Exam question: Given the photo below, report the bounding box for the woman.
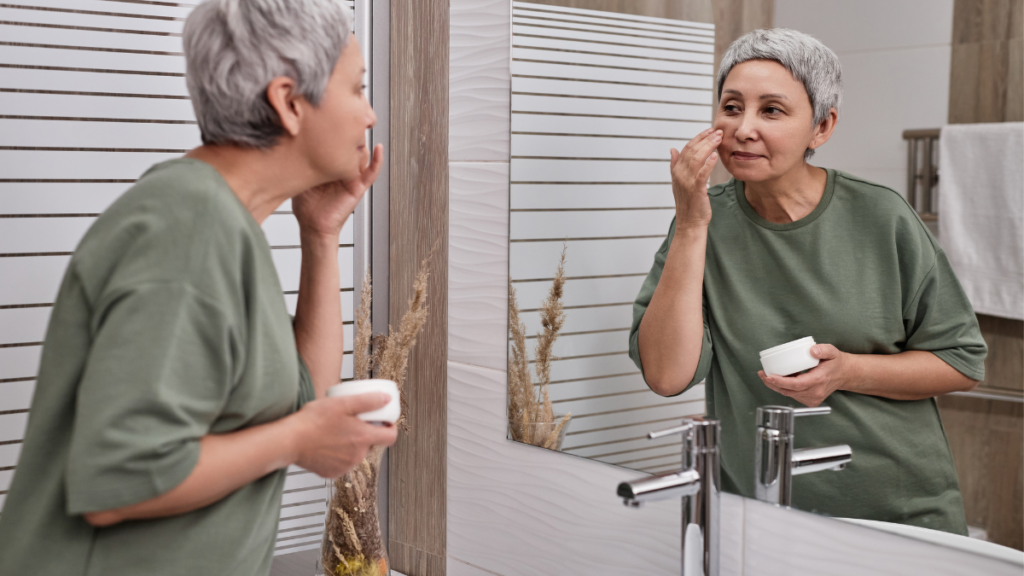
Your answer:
[0,1,394,574]
[629,29,986,534]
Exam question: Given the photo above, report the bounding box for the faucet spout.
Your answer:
[792,444,852,475]
[617,468,701,507]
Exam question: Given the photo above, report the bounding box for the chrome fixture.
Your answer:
[755,405,852,506]
[618,419,720,576]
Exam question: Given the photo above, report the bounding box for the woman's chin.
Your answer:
[723,161,770,183]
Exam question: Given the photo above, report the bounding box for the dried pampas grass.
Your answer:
[321,252,432,576]
[508,245,572,450]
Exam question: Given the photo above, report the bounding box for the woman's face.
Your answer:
[299,36,376,183]
[712,59,831,183]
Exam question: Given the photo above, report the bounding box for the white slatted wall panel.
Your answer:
[510,2,712,475]
[0,0,357,557]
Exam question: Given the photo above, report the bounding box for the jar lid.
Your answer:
[759,336,816,358]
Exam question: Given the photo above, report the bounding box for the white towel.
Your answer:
[938,122,1024,321]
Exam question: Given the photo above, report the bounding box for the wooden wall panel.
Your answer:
[709,0,774,185]
[948,0,1024,123]
[388,0,449,573]
[938,0,1024,551]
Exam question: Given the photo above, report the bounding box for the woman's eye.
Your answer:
[764,106,781,115]
[723,104,740,113]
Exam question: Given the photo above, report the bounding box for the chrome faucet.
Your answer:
[618,419,720,576]
[755,405,852,506]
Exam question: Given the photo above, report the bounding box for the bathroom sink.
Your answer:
[837,518,1024,566]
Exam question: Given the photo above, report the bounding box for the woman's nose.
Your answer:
[733,111,758,141]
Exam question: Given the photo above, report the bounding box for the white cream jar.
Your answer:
[759,337,819,377]
[326,379,400,425]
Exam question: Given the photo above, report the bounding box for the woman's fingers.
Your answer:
[696,151,719,184]
[688,130,722,171]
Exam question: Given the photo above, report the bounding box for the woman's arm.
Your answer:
[759,344,979,407]
[292,144,383,398]
[638,129,721,396]
[84,392,396,527]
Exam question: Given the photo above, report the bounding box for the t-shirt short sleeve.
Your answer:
[65,281,238,515]
[628,218,714,396]
[295,351,317,408]
[903,249,987,381]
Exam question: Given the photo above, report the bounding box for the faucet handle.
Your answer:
[792,406,831,417]
[648,420,694,440]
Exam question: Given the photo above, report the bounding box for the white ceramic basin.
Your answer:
[838,518,1024,567]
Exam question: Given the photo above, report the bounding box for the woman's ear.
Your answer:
[809,107,839,153]
[265,76,303,138]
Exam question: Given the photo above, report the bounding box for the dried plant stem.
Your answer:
[507,244,572,450]
[322,256,432,576]
[353,270,373,380]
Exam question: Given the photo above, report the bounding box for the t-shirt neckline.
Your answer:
[160,157,266,234]
[733,167,836,231]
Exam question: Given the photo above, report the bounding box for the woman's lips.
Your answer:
[731,151,762,160]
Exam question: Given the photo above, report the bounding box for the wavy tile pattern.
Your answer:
[450,0,511,161]
[446,361,682,575]
[449,163,510,370]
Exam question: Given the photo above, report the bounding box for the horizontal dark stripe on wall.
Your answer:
[521,301,633,313]
[522,326,628,340]
[0,342,42,349]
[0,146,188,152]
[544,370,640,385]
[513,33,712,58]
[513,44,708,66]
[585,441,683,460]
[565,414,699,436]
[0,303,52,310]
[511,235,665,243]
[528,350,628,363]
[512,6,714,33]
[0,63,184,77]
[512,13,713,38]
[0,88,190,100]
[0,19,182,37]
[513,57,709,78]
[0,3,186,22]
[512,134,682,143]
[509,111,705,123]
[511,73,711,91]
[102,0,198,9]
[0,40,183,57]
[0,213,102,218]
[572,399,694,420]
[512,89,709,107]
[0,179,137,183]
[513,272,645,283]
[511,207,674,212]
[512,21,714,44]
[0,115,196,124]
[551,387,648,404]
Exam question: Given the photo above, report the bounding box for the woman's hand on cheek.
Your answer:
[758,344,852,407]
[293,143,384,239]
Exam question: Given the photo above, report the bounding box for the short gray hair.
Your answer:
[717,28,842,159]
[183,0,353,148]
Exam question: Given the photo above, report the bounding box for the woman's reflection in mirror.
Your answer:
[629,28,987,535]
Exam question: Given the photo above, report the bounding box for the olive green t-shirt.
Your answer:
[629,169,987,534]
[0,159,316,575]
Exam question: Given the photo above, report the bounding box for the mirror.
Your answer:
[506,0,1023,555]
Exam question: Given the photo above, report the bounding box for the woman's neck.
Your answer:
[185,143,321,225]
[743,163,828,224]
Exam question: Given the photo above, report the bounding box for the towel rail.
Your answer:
[902,128,940,219]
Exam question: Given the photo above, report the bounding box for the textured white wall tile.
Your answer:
[719,493,745,576]
[449,163,509,371]
[742,497,1021,576]
[450,0,511,161]
[774,0,953,53]
[448,556,503,576]
[446,361,681,576]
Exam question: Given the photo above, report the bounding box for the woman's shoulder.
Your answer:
[71,159,264,299]
[829,169,942,254]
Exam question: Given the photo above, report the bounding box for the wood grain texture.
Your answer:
[938,394,1024,550]
[709,0,774,185]
[388,0,449,573]
[942,0,1024,551]
[948,0,1024,123]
